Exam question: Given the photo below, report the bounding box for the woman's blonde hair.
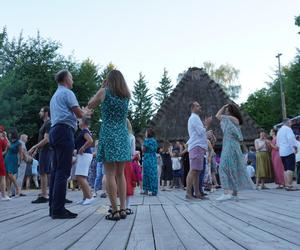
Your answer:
[106,70,131,99]
[127,118,133,134]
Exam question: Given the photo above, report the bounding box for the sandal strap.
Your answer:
[105,210,120,221]
[125,208,134,214]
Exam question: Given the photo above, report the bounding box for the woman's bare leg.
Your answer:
[115,162,126,211]
[104,163,118,212]
[76,176,92,199]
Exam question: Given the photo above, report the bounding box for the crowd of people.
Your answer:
[0,68,299,220]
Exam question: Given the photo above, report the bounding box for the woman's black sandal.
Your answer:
[119,209,127,219]
[105,211,120,221]
[125,208,134,215]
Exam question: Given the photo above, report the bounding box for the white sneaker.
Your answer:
[82,197,95,205]
[232,196,239,202]
[92,192,97,198]
[216,194,232,201]
[1,196,11,201]
[76,199,85,205]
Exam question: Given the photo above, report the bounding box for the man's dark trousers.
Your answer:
[49,124,74,214]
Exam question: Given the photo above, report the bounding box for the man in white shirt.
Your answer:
[186,101,211,199]
[277,119,298,190]
[295,135,300,184]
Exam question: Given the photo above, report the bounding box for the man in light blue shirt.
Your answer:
[50,85,79,129]
[49,69,92,219]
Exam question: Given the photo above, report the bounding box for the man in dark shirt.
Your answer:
[29,106,53,203]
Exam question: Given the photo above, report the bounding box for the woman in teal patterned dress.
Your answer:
[88,70,131,220]
[142,128,158,196]
[216,104,254,201]
[5,130,23,196]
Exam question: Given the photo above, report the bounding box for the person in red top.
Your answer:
[124,120,137,215]
[0,126,10,201]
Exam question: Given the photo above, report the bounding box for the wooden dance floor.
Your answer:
[1,185,300,250]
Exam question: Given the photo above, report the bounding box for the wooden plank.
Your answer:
[40,213,104,249]
[252,200,300,220]
[190,203,280,250]
[143,195,161,205]
[150,205,185,249]
[198,202,297,249]
[156,192,174,205]
[214,202,300,246]
[10,204,100,250]
[176,204,245,250]
[69,216,116,250]
[230,202,300,231]
[126,205,155,250]
[163,205,215,250]
[129,193,144,205]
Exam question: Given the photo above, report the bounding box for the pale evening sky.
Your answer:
[1,0,299,103]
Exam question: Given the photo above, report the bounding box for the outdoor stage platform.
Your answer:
[1,185,300,250]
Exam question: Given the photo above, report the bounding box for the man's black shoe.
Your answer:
[51,209,78,219]
[65,198,73,204]
[31,196,49,204]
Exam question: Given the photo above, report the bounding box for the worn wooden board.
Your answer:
[1,184,300,250]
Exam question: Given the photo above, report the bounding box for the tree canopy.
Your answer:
[241,15,300,130]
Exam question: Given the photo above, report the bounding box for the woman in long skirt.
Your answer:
[215,104,254,201]
[142,128,158,196]
[255,131,273,189]
[269,129,285,188]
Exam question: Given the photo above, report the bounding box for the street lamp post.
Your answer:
[276,53,287,120]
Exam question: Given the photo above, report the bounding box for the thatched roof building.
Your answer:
[148,67,260,146]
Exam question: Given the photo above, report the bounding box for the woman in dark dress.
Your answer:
[181,143,190,188]
[160,141,173,191]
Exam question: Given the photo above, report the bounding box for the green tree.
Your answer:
[295,15,300,34]
[203,61,241,99]
[132,72,153,133]
[155,68,172,109]
[73,59,100,136]
[241,88,280,130]
[0,29,102,140]
[0,30,68,135]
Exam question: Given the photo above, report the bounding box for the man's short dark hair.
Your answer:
[146,128,155,138]
[10,129,19,140]
[55,69,70,83]
[42,106,50,117]
[189,101,196,110]
[283,118,291,125]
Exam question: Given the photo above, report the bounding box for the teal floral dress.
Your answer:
[142,138,158,195]
[219,116,254,191]
[97,89,131,163]
[5,140,21,174]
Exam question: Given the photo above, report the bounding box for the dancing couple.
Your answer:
[185,102,253,201]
